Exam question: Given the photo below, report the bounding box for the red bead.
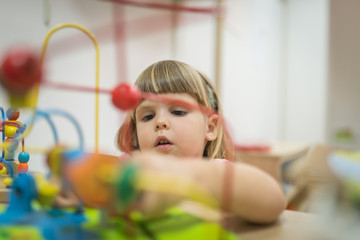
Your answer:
[0,46,43,93]
[111,83,141,110]
[0,163,3,170]
[17,163,28,173]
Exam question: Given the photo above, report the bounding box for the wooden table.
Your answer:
[234,210,323,240]
[181,201,331,240]
[235,142,309,184]
[237,209,360,240]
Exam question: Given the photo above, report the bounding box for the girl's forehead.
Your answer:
[135,93,198,110]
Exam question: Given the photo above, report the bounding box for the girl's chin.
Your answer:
[154,148,179,157]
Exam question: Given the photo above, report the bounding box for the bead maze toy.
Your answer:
[0,107,28,176]
[0,23,237,240]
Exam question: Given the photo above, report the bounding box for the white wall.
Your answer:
[0,0,332,173]
[284,0,329,144]
[222,0,329,146]
[222,0,284,144]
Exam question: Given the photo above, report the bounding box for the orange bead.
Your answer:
[66,153,121,208]
[17,163,28,173]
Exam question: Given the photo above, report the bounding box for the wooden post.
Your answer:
[214,0,224,97]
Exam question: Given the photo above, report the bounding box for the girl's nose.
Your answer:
[155,119,169,131]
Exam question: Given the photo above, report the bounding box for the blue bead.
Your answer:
[18,152,30,163]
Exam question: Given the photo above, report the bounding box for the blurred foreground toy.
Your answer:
[308,149,360,240]
[62,149,237,240]
[0,173,95,240]
[328,150,360,207]
[0,146,237,240]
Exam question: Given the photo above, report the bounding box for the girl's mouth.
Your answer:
[155,137,173,150]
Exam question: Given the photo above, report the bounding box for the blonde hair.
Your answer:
[117,60,234,161]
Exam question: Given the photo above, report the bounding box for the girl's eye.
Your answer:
[141,114,154,121]
[172,110,187,116]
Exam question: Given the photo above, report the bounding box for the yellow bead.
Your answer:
[0,167,7,175]
[4,126,18,138]
[34,174,59,206]
[40,185,59,197]
[3,177,13,187]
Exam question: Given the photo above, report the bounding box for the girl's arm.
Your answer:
[131,151,287,223]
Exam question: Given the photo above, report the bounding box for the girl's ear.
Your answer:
[205,114,219,141]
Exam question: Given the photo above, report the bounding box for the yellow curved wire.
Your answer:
[40,23,100,153]
[17,23,100,153]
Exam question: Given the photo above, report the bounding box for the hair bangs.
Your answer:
[135,62,206,105]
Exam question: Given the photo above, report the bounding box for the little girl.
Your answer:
[116,60,286,223]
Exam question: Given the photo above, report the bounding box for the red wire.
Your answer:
[102,0,220,15]
[43,81,112,94]
[141,92,216,117]
[43,82,224,130]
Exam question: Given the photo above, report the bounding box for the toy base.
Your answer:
[0,175,10,203]
[0,189,9,203]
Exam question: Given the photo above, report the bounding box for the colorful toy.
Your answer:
[0,23,237,240]
[0,106,28,177]
[0,173,93,240]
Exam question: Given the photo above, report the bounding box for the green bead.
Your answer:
[115,163,138,207]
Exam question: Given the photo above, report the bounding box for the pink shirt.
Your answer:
[211,158,233,164]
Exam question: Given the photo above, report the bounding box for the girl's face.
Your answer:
[135,93,217,158]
